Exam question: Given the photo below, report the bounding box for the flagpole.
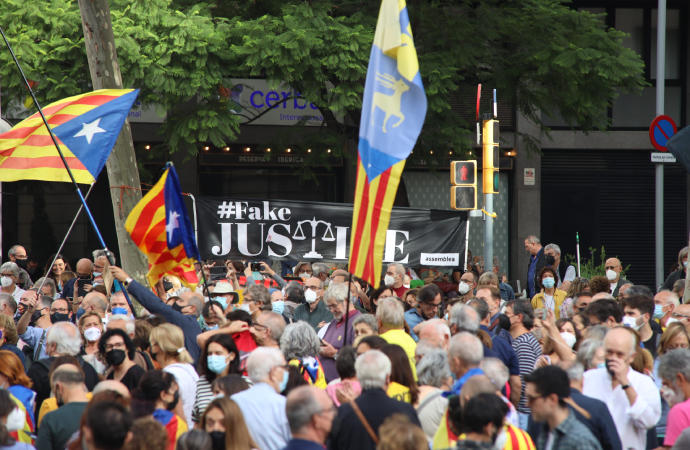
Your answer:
[0,26,135,310]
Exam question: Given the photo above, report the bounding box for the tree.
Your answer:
[0,0,646,169]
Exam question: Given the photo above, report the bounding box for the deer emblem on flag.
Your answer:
[371,72,410,133]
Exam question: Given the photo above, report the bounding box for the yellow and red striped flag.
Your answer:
[0,89,138,183]
[349,0,427,288]
[125,164,200,288]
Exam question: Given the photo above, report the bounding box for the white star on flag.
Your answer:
[73,118,106,144]
[166,210,181,241]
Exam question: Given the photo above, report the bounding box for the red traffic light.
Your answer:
[451,160,477,186]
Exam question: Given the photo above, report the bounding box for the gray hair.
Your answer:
[449,332,483,366]
[352,313,378,333]
[467,298,490,321]
[280,321,320,360]
[658,290,681,308]
[585,325,608,342]
[286,386,324,433]
[417,349,451,388]
[544,243,561,255]
[658,349,690,384]
[261,311,287,342]
[107,314,136,336]
[180,291,204,318]
[323,282,348,304]
[564,362,585,382]
[355,350,391,389]
[176,430,212,450]
[480,357,509,390]
[415,339,438,360]
[525,235,540,244]
[7,245,24,259]
[0,293,16,314]
[576,338,604,370]
[47,321,82,356]
[449,303,479,334]
[311,263,330,278]
[246,346,285,383]
[376,297,405,328]
[33,278,56,297]
[0,262,19,278]
[388,263,405,277]
[85,292,108,314]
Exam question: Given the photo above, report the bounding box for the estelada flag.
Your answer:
[125,163,200,288]
[0,89,139,183]
[349,0,427,288]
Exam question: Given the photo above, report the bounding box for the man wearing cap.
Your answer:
[211,281,239,313]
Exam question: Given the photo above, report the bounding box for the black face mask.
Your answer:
[15,258,28,270]
[105,349,127,366]
[545,255,556,266]
[162,280,173,292]
[171,302,184,313]
[50,312,70,323]
[209,431,226,450]
[78,274,93,281]
[166,390,180,411]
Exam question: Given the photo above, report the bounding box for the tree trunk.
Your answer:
[77,0,148,281]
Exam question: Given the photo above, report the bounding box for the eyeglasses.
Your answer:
[305,285,320,290]
[604,266,617,270]
[252,322,268,331]
[423,302,442,309]
[0,273,13,278]
[672,312,690,320]
[105,341,126,351]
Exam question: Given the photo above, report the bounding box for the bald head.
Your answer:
[604,327,636,363]
[418,319,451,350]
[459,374,496,406]
[75,258,94,277]
[93,380,131,399]
[83,291,107,316]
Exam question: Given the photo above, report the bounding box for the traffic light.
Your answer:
[450,160,477,210]
[482,119,499,194]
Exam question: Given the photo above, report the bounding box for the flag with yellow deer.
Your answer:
[349,0,427,288]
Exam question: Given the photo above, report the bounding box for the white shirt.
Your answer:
[164,362,199,426]
[10,285,25,303]
[583,367,661,450]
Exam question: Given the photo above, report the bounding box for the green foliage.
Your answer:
[565,246,630,280]
[0,0,647,166]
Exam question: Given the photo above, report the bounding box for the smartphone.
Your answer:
[77,278,91,298]
[251,262,262,272]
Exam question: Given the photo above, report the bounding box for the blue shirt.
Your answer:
[232,382,290,450]
[445,367,484,397]
[283,438,325,450]
[527,248,543,298]
[480,325,520,376]
[403,309,425,342]
[19,326,48,361]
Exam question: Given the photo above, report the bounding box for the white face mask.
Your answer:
[6,407,24,431]
[606,269,617,281]
[0,276,13,288]
[560,331,577,349]
[661,385,685,408]
[458,281,471,295]
[83,327,102,342]
[666,317,681,326]
[304,289,318,304]
[384,274,396,287]
[299,272,310,281]
[622,316,643,331]
[237,303,251,313]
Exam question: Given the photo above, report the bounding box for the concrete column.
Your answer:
[510,113,541,295]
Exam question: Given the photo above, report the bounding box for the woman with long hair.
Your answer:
[132,370,187,450]
[200,397,257,450]
[44,254,70,292]
[100,328,146,392]
[150,324,199,426]
[0,350,34,446]
[381,343,419,404]
[192,334,241,424]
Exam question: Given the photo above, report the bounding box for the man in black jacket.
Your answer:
[524,235,545,299]
[329,349,421,450]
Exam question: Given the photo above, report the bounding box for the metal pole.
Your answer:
[464,218,470,271]
[655,0,666,289]
[484,193,493,273]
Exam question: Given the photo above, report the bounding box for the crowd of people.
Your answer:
[0,238,688,450]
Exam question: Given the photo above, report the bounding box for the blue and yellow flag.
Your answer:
[349,0,427,287]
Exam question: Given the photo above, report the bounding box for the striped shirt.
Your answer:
[192,375,214,424]
[512,332,541,413]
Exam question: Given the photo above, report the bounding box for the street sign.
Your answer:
[651,152,676,163]
[649,115,677,152]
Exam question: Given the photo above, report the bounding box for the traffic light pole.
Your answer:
[484,191,493,274]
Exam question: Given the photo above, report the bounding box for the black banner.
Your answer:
[196,197,467,267]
